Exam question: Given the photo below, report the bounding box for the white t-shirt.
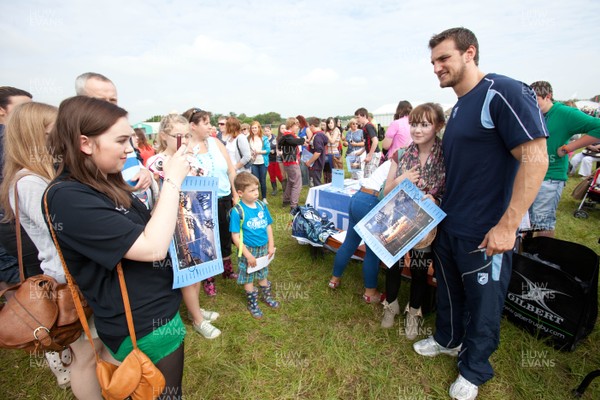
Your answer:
[9,172,64,282]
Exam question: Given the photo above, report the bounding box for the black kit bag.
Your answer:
[503,236,598,351]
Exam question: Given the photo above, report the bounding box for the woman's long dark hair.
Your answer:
[49,96,133,207]
[394,100,413,120]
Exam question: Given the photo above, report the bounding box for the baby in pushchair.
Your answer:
[573,167,600,218]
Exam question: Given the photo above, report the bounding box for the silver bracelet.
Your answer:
[164,177,180,192]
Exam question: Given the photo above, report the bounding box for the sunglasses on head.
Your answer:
[188,107,204,122]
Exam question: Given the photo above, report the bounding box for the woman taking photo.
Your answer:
[0,102,105,398]
[45,96,190,399]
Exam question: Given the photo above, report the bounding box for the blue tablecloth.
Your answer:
[305,180,360,230]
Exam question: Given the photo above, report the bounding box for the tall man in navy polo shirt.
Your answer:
[413,28,548,400]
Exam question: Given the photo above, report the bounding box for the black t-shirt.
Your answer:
[45,175,181,352]
[363,123,380,153]
[311,131,328,171]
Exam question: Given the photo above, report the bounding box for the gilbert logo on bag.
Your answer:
[503,237,598,351]
[509,272,570,324]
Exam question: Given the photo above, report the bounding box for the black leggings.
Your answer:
[217,195,232,258]
[385,249,432,309]
[156,342,184,400]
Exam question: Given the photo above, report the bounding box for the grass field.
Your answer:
[1,175,599,399]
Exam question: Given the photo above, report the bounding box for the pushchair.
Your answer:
[572,236,600,397]
[573,167,600,219]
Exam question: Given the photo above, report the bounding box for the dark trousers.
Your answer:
[385,249,431,308]
[432,228,513,386]
[308,166,323,187]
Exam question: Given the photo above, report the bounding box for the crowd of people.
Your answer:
[1,26,599,400]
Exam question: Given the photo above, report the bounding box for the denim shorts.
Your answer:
[529,179,565,231]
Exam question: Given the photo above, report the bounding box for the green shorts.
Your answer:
[108,312,186,364]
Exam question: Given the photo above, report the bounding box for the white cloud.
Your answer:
[1,0,599,122]
[344,77,368,86]
[301,68,339,85]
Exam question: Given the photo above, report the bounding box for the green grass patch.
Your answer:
[1,177,599,399]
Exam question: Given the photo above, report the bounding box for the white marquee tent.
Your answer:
[372,101,455,127]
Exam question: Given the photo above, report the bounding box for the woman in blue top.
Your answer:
[249,121,270,203]
[297,115,311,186]
[185,108,239,299]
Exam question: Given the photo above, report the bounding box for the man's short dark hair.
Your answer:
[354,107,368,117]
[308,117,320,127]
[530,81,553,100]
[0,86,32,109]
[429,27,479,65]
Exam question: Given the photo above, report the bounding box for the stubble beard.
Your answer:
[439,63,466,89]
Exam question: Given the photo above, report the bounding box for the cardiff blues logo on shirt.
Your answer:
[115,205,129,214]
[247,216,268,230]
[452,106,459,119]
[477,272,488,285]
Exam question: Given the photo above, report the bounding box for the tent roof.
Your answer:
[373,101,455,115]
[132,122,160,134]
[575,100,599,109]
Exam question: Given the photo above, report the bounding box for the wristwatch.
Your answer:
[558,145,569,156]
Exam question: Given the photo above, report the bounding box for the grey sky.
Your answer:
[2,0,598,123]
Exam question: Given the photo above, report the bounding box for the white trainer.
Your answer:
[449,374,478,400]
[200,308,220,322]
[413,336,461,357]
[193,320,221,339]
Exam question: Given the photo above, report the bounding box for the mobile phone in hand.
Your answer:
[177,134,182,149]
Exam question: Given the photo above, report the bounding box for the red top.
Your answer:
[139,146,156,167]
[281,131,301,166]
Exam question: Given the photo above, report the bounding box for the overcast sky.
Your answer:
[2,0,599,123]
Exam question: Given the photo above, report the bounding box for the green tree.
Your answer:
[238,113,253,124]
[210,113,224,126]
[253,112,283,125]
[145,115,163,122]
